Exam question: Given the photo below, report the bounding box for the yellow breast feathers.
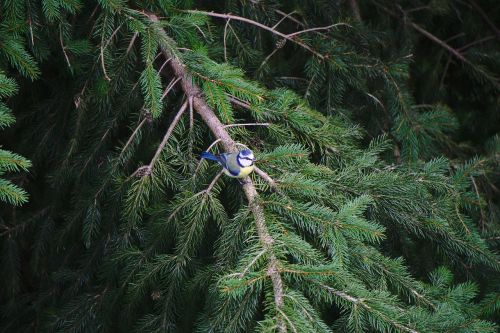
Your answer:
[224,165,255,178]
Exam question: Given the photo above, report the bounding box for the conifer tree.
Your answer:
[0,1,499,332]
[0,9,34,206]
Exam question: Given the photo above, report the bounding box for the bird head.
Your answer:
[237,149,255,167]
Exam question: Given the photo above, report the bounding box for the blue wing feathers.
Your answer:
[201,151,240,176]
[200,151,220,162]
[201,151,228,168]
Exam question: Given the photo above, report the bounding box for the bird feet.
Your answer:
[238,178,250,185]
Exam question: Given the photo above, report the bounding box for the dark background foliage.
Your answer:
[1,0,499,332]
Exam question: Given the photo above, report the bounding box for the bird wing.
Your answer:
[219,153,240,176]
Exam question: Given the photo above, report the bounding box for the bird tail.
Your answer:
[200,151,219,162]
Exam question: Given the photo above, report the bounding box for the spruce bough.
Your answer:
[0,1,499,332]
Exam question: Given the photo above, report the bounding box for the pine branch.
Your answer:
[319,283,419,333]
[147,13,287,331]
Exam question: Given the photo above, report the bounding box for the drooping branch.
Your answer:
[147,13,286,332]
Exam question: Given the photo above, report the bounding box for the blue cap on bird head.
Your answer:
[237,149,255,166]
[240,149,253,157]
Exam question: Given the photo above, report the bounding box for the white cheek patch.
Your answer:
[240,158,253,167]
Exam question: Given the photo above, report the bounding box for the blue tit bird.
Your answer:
[200,149,256,178]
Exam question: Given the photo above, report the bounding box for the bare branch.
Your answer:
[60,29,71,69]
[271,10,297,30]
[158,57,172,76]
[286,23,350,38]
[206,139,222,152]
[206,170,224,194]
[274,9,305,28]
[224,18,231,62]
[148,100,189,172]
[160,77,181,101]
[228,96,252,110]
[119,118,147,160]
[184,10,325,59]
[126,32,139,55]
[223,123,270,129]
[103,23,123,50]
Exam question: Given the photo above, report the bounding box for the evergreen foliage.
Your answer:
[0,0,499,332]
[0,29,32,205]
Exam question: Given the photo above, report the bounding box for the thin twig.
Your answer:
[27,1,35,46]
[158,58,173,77]
[223,123,270,129]
[274,9,305,28]
[238,248,267,278]
[119,118,147,160]
[206,170,224,194]
[458,35,496,51]
[160,77,181,101]
[277,76,309,82]
[470,176,486,231]
[271,11,297,30]
[228,96,252,110]
[126,32,139,54]
[103,23,123,50]
[148,100,189,172]
[100,14,111,81]
[224,18,231,62]
[439,54,453,90]
[286,23,350,38]
[60,29,71,69]
[372,1,467,63]
[166,170,223,224]
[206,138,222,152]
[184,10,325,59]
[100,46,111,81]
